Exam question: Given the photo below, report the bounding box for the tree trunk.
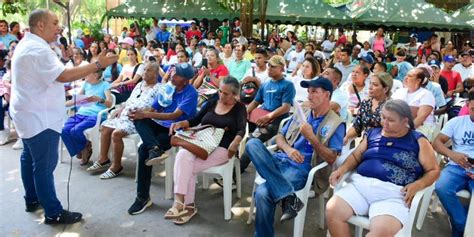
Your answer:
[240,0,253,38]
[259,0,267,40]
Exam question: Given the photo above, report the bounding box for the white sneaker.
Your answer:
[12,139,23,150]
[0,129,10,145]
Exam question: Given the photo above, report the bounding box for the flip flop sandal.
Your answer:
[173,205,197,225]
[86,160,111,172]
[164,200,188,219]
[99,167,123,179]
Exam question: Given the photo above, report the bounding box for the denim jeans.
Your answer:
[61,114,97,157]
[246,138,308,237]
[435,164,474,237]
[134,118,171,200]
[21,129,63,217]
[240,114,288,173]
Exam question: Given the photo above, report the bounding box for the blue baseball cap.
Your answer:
[443,55,456,63]
[358,54,375,64]
[427,59,440,68]
[300,77,333,95]
[174,63,195,80]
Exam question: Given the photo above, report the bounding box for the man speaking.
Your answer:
[10,9,117,224]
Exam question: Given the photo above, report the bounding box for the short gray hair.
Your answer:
[220,76,240,95]
[145,62,160,73]
[382,99,415,129]
[28,9,51,29]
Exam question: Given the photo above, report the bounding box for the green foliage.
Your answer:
[72,13,108,41]
[1,0,28,16]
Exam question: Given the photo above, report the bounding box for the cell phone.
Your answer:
[201,58,208,67]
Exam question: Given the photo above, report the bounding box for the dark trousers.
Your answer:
[21,129,63,217]
[240,114,288,173]
[134,119,171,200]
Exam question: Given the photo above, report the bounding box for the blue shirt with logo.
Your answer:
[151,84,198,128]
[275,112,345,171]
[254,78,295,111]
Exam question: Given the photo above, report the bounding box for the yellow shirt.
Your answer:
[243,50,255,61]
[118,49,143,66]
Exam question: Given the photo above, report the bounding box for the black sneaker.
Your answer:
[25,201,41,212]
[280,194,304,223]
[145,147,168,166]
[128,197,152,215]
[44,210,82,225]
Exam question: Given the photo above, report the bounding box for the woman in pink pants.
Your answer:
[167,76,247,224]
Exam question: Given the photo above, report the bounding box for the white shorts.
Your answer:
[335,173,409,226]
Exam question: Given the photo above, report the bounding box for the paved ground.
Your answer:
[0,138,452,237]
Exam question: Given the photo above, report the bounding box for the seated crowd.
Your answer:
[1,17,473,237]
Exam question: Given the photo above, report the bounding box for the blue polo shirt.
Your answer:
[151,84,198,128]
[254,77,295,111]
[275,112,345,171]
[156,30,171,44]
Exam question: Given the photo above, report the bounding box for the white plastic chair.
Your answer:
[331,172,431,237]
[60,94,116,163]
[198,125,248,220]
[246,144,328,237]
[200,157,242,220]
[84,94,116,162]
[416,185,472,234]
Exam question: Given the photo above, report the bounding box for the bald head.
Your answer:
[28,9,59,43]
[29,9,52,30]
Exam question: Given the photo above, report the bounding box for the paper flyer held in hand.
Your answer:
[73,94,94,107]
[293,99,306,126]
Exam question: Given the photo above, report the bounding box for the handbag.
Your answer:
[117,63,142,93]
[170,124,225,160]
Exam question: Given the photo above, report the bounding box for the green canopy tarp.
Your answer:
[107,0,238,21]
[258,0,351,25]
[452,3,474,28]
[346,0,471,30]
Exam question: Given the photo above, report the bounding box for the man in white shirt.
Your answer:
[242,48,270,87]
[335,47,357,84]
[232,28,248,46]
[453,51,474,82]
[10,9,117,225]
[285,41,305,74]
[219,42,235,68]
[322,67,349,121]
[433,91,474,237]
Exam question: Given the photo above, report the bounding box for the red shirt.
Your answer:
[202,64,229,87]
[210,64,229,78]
[186,30,202,42]
[440,69,462,92]
[336,35,347,47]
[81,36,95,50]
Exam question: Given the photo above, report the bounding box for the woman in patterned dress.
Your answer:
[87,63,161,179]
[344,72,393,145]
